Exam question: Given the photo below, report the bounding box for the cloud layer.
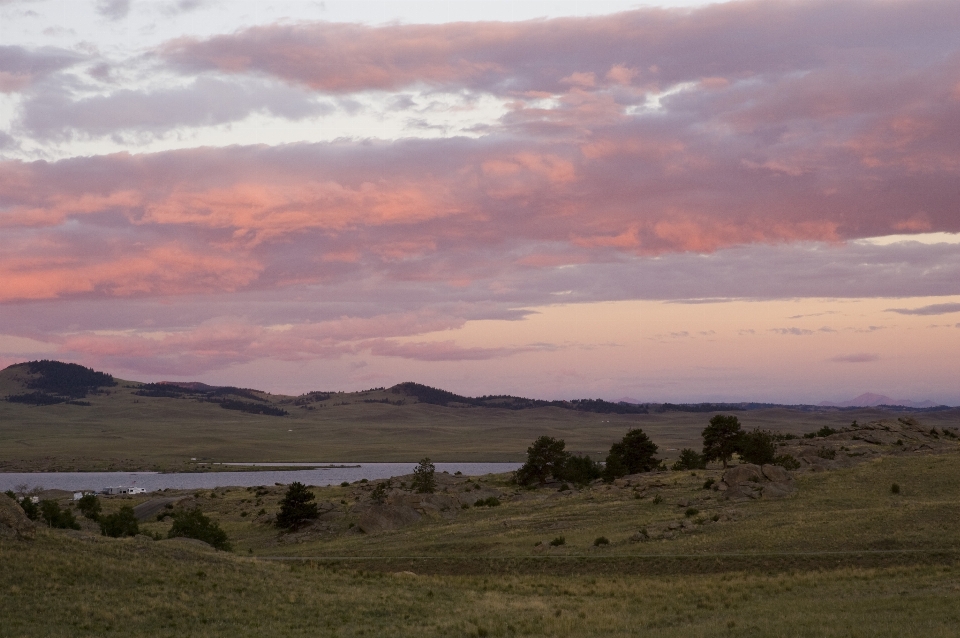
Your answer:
[1,0,959,395]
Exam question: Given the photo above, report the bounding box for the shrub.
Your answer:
[702,415,743,468]
[737,428,777,465]
[99,506,139,537]
[558,454,602,486]
[558,483,570,492]
[515,436,568,486]
[474,497,501,507]
[672,448,706,471]
[891,483,901,494]
[593,536,609,547]
[412,458,437,494]
[816,448,837,460]
[76,494,101,520]
[774,454,801,470]
[549,536,566,546]
[370,481,390,505]
[40,500,81,529]
[604,429,659,481]
[702,478,715,490]
[168,508,232,551]
[275,482,319,530]
[340,482,350,487]
[684,507,699,518]
[652,494,663,505]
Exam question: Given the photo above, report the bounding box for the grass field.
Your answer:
[3,364,957,471]
[4,450,960,636]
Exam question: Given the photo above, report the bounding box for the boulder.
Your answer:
[722,464,764,486]
[0,494,36,540]
[761,464,792,483]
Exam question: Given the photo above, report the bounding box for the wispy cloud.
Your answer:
[887,302,960,316]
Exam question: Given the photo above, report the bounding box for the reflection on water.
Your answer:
[0,463,522,493]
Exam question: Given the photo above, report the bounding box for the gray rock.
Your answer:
[0,494,36,540]
[761,464,792,483]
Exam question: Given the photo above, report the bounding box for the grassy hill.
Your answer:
[2,361,958,472]
[3,447,960,637]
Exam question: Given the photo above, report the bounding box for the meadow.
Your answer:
[2,365,957,471]
[3,448,960,636]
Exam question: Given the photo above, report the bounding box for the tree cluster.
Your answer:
[701,414,779,467]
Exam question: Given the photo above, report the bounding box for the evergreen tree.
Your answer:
[515,436,568,486]
[702,414,743,468]
[412,458,436,494]
[275,482,318,530]
[604,428,659,480]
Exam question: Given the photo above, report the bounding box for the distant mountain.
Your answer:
[818,392,938,409]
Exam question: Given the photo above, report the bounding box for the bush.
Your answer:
[774,454,801,470]
[99,506,139,537]
[702,415,742,468]
[672,448,706,471]
[737,428,777,465]
[702,478,715,490]
[652,494,663,505]
[40,500,81,529]
[593,536,609,547]
[549,536,566,546]
[168,508,232,551]
[557,454,602,486]
[604,429,659,481]
[474,497,501,507]
[891,483,901,494]
[275,482,319,530]
[816,448,837,460]
[412,458,437,494]
[76,494,101,520]
[684,507,699,518]
[370,481,390,505]
[515,436,568,486]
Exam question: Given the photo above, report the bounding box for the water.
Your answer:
[0,463,522,493]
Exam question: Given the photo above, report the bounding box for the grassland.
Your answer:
[4,449,960,636]
[2,363,957,471]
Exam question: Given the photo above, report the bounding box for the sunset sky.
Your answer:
[1,0,959,404]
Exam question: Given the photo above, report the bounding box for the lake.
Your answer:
[0,463,523,493]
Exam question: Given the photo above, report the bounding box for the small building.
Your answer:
[73,492,84,500]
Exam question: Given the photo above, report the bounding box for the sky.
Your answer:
[1,0,959,404]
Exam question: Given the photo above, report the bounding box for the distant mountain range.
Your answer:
[817,393,939,409]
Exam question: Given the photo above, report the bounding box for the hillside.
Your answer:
[2,361,959,472]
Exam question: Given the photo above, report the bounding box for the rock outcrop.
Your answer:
[0,493,36,540]
[718,463,795,500]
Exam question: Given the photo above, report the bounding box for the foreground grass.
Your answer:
[4,451,960,636]
[2,531,959,637]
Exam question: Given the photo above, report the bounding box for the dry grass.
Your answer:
[4,451,960,636]
[3,375,957,471]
